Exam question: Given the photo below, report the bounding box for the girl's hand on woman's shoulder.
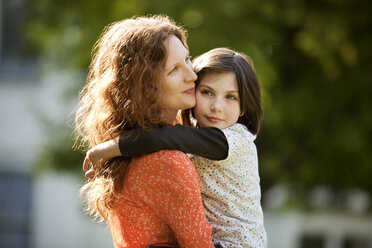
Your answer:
[82,137,121,180]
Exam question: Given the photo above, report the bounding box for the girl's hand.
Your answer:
[83,137,121,178]
[84,168,96,180]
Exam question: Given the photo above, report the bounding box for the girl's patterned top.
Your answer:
[192,123,267,248]
[107,150,214,248]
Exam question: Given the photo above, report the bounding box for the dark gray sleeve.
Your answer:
[118,124,228,160]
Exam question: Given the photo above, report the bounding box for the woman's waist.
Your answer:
[108,209,178,247]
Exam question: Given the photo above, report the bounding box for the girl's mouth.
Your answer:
[207,116,222,122]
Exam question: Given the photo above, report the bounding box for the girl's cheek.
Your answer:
[195,92,202,104]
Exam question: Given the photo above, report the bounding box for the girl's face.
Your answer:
[194,72,242,129]
[161,35,197,121]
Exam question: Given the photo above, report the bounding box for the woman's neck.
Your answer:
[163,110,179,125]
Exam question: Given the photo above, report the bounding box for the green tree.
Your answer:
[24,0,372,195]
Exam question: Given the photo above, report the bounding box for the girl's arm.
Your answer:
[83,125,228,174]
[119,124,228,160]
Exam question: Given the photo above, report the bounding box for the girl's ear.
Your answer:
[240,111,245,117]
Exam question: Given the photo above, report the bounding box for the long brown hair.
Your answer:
[74,15,188,221]
[183,48,262,134]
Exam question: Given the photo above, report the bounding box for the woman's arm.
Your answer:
[119,124,228,160]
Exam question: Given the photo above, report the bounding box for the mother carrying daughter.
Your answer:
[84,47,267,248]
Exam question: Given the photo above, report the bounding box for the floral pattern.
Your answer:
[108,150,214,248]
[193,123,267,248]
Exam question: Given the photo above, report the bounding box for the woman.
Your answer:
[74,15,227,248]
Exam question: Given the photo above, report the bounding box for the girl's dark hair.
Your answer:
[183,47,262,134]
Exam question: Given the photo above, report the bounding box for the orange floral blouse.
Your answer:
[107,150,214,248]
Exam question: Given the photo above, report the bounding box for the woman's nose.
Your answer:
[185,66,197,82]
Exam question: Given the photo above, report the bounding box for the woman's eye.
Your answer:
[169,67,178,74]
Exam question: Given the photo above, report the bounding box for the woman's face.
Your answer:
[161,35,197,121]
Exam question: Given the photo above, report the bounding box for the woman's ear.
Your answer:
[240,111,245,117]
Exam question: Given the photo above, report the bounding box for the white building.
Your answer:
[0,0,111,247]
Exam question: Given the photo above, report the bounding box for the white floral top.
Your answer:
[191,123,267,248]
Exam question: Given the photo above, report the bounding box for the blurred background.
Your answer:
[1,0,371,247]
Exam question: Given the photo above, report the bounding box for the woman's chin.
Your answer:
[186,99,196,109]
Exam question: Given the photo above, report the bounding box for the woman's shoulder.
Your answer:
[130,150,200,188]
[138,150,190,163]
[132,150,196,175]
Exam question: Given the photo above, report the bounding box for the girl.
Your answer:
[84,48,267,247]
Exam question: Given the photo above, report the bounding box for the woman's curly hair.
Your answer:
[74,15,188,221]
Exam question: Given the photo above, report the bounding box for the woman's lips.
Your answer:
[183,87,195,94]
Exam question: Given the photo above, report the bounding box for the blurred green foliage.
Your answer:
[24,0,372,193]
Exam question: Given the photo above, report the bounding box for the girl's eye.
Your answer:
[201,90,213,96]
[227,95,238,100]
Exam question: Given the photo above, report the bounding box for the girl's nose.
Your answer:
[210,99,222,112]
